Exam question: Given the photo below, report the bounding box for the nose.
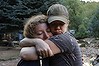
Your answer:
[43,31,50,40]
[55,25,61,30]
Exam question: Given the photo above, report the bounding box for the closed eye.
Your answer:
[36,32,43,35]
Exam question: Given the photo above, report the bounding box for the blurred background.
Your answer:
[0,0,99,66]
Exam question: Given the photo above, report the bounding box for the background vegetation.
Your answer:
[0,0,99,39]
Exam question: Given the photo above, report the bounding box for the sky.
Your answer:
[81,0,99,2]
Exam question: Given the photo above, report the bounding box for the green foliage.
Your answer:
[0,0,99,38]
[60,0,87,38]
[61,0,99,38]
[61,0,83,30]
[0,0,59,23]
[0,0,61,32]
[75,22,88,38]
[90,7,99,38]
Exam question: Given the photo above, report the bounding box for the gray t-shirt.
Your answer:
[49,32,82,66]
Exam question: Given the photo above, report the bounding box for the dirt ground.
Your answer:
[0,38,99,66]
[0,47,21,66]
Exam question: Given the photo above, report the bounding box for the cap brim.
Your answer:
[48,16,68,24]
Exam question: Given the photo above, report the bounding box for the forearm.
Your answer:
[19,38,42,47]
[20,47,38,60]
[20,41,61,61]
[45,40,61,55]
[19,38,54,60]
[20,38,61,54]
[20,40,61,60]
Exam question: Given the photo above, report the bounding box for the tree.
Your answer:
[60,0,83,30]
[0,0,61,32]
[60,0,87,38]
[90,6,99,38]
[60,0,99,38]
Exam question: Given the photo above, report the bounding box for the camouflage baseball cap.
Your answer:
[47,4,69,24]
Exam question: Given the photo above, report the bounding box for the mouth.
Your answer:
[53,30,63,35]
[56,30,62,33]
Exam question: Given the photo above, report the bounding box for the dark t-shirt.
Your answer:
[49,32,82,66]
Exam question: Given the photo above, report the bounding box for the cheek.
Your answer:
[35,35,44,39]
[50,27,55,31]
[50,29,55,34]
[62,26,66,30]
[48,33,53,37]
[62,24,68,31]
[39,35,44,39]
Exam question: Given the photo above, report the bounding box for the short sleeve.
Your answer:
[49,33,75,53]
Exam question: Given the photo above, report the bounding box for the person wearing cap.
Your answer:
[19,4,82,66]
[46,4,82,66]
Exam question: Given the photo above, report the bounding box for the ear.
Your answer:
[67,20,70,24]
[65,22,69,27]
[66,20,70,27]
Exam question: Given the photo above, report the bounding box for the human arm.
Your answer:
[20,47,38,60]
[19,37,60,60]
[20,33,75,60]
[20,42,61,61]
[19,38,54,58]
[19,38,36,47]
[19,37,61,55]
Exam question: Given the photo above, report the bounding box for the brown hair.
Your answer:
[23,15,47,38]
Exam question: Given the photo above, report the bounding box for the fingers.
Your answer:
[35,42,53,58]
[43,49,53,57]
[37,49,49,58]
[41,50,46,58]
[48,49,53,56]
[37,49,53,58]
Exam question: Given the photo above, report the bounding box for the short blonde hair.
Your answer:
[24,15,47,38]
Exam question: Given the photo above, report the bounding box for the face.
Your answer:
[49,20,68,35]
[34,23,52,40]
